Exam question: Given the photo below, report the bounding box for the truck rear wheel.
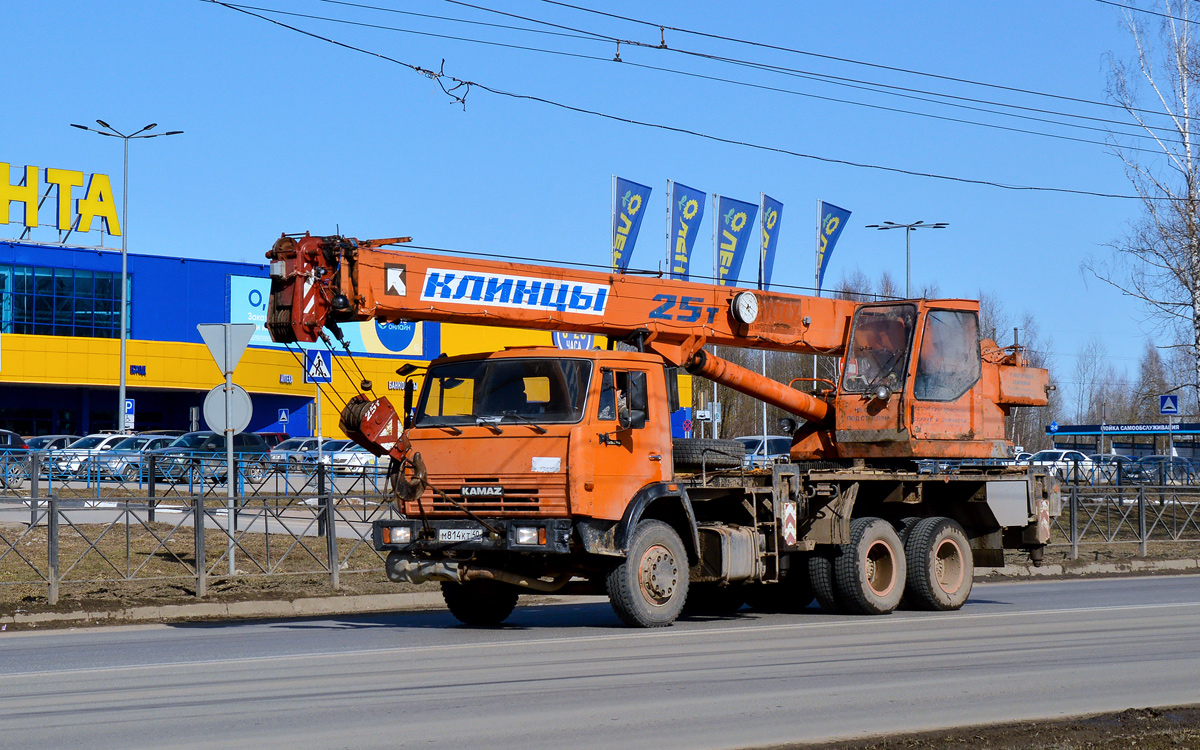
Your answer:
[440,581,519,627]
[808,550,842,614]
[903,517,973,611]
[671,439,745,471]
[833,517,906,615]
[607,520,689,627]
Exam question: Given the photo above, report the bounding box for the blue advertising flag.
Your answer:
[612,177,652,272]
[669,182,706,281]
[760,194,784,291]
[716,195,758,286]
[816,201,851,292]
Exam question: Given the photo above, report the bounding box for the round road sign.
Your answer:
[203,384,253,434]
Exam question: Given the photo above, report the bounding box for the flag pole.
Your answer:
[712,193,718,440]
[814,199,821,383]
[760,192,768,462]
[611,175,617,272]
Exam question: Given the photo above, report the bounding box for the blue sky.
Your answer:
[2,0,1172,380]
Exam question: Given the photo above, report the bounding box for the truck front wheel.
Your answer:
[903,517,973,611]
[607,520,689,627]
[833,517,906,615]
[441,581,519,627]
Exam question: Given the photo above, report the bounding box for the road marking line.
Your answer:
[6,598,1200,679]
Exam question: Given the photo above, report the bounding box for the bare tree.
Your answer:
[1091,0,1200,395]
[1071,336,1109,423]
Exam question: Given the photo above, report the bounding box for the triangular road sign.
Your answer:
[198,323,257,375]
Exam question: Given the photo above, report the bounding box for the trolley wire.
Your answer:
[212,1,1174,154]
[234,0,1183,147]
[202,0,1156,200]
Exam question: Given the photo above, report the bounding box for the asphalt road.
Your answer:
[2,575,1198,750]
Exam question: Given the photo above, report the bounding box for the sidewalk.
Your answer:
[3,558,1197,629]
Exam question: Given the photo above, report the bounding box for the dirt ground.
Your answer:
[781,706,1200,750]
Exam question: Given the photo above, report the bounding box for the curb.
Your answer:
[1,591,447,627]
[976,557,1200,578]
[4,559,1198,629]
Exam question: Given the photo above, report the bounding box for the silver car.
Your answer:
[101,435,177,481]
[53,433,130,479]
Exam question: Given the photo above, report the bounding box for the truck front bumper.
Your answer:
[373,518,573,555]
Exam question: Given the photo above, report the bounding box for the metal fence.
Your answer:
[0,451,399,604]
[1053,485,1200,558]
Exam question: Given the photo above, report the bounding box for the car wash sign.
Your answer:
[421,268,610,315]
[1,162,122,235]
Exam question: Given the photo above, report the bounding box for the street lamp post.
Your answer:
[71,121,182,431]
[864,220,948,298]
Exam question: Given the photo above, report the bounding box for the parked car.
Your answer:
[1131,455,1195,485]
[733,435,792,468]
[268,437,324,466]
[1086,453,1137,484]
[256,431,290,449]
[1027,449,1092,481]
[307,439,352,466]
[52,433,130,478]
[24,434,82,451]
[328,443,385,475]
[0,430,30,488]
[149,431,271,482]
[100,435,178,481]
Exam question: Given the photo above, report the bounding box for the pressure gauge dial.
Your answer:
[731,291,759,325]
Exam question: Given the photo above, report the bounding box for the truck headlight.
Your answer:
[385,526,411,544]
[515,527,539,545]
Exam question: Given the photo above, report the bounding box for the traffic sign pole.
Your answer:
[226,324,236,575]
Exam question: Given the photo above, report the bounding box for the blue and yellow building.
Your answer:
[0,239,586,437]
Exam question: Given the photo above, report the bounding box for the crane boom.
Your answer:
[265,234,855,363]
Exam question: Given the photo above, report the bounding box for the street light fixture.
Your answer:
[863,220,948,298]
[71,120,183,431]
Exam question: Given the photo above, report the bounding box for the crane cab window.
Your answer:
[914,310,981,401]
[841,304,917,394]
[597,369,648,428]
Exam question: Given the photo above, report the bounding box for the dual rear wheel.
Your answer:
[810,515,972,615]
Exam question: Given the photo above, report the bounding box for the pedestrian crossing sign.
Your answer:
[305,350,333,384]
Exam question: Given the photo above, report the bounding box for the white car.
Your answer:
[53,433,131,478]
[329,443,384,475]
[734,435,792,468]
[1027,449,1092,481]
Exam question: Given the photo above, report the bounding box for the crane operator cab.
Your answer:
[833,300,991,458]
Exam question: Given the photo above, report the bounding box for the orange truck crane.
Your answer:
[266,233,1059,627]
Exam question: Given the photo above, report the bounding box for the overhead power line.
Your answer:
[223,1,1172,154]
[532,0,1200,124]
[202,0,1151,199]
[428,0,1191,140]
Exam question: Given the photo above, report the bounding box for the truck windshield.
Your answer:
[841,304,917,394]
[415,358,593,427]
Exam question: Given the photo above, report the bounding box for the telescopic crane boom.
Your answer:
[265,234,1048,462]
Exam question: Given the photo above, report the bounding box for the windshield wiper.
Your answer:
[501,411,548,434]
[475,416,504,434]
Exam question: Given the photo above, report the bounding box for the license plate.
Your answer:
[438,528,483,543]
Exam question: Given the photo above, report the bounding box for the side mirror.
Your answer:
[403,379,416,430]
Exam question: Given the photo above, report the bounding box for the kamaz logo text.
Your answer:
[460,485,504,498]
[422,268,609,315]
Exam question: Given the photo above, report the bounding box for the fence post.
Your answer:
[317,463,327,537]
[1138,484,1148,558]
[29,452,39,527]
[326,492,340,591]
[147,454,157,524]
[47,497,59,606]
[1069,485,1078,561]
[194,495,207,598]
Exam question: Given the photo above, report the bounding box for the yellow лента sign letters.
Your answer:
[1,163,121,235]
